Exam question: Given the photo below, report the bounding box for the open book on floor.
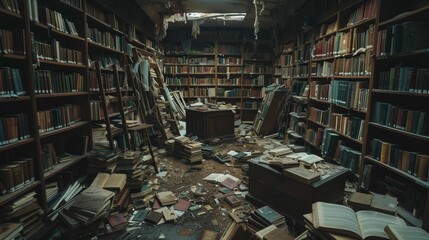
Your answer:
[312,202,406,240]
[384,224,429,240]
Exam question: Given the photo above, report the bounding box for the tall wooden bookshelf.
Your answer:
[283,0,429,231]
[162,30,273,122]
[0,0,159,238]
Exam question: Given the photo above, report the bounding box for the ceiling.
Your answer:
[136,0,305,29]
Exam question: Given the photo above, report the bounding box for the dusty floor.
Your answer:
[99,134,294,240]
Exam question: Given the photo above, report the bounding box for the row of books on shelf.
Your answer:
[164,56,187,64]
[308,107,329,126]
[377,21,429,57]
[86,1,119,28]
[0,28,25,55]
[189,57,215,65]
[88,53,122,70]
[165,77,187,85]
[334,51,372,76]
[288,119,306,136]
[330,80,369,111]
[0,114,31,146]
[0,192,44,239]
[370,138,429,181]
[37,104,81,133]
[33,37,83,64]
[346,0,376,26]
[60,0,82,8]
[378,66,429,93]
[0,67,25,97]
[310,61,333,77]
[41,138,87,172]
[372,102,429,136]
[189,66,215,73]
[294,45,311,63]
[0,158,34,194]
[313,25,374,58]
[294,65,309,77]
[89,100,118,121]
[218,57,242,65]
[87,27,124,52]
[309,81,369,111]
[88,70,126,91]
[275,54,293,66]
[243,77,265,86]
[317,21,337,39]
[34,70,84,94]
[218,78,240,85]
[243,65,272,74]
[163,65,188,74]
[40,7,79,36]
[218,66,241,74]
[336,143,361,173]
[305,127,323,149]
[330,114,364,141]
[0,0,20,14]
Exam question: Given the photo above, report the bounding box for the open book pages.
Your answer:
[313,202,406,240]
[384,224,429,240]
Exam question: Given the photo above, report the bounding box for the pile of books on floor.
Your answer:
[59,187,115,229]
[173,136,189,158]
[46,179,86,221]
[221,205,291,240]
[87,149,118,175]
[115,150,147,190]
[0,192,45,239]
[183,141,203,164]
[165,139,175,155]
[201,144,215,158]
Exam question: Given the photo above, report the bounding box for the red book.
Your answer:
[174,199,190,211]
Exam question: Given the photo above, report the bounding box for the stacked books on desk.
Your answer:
[247,206,285,232]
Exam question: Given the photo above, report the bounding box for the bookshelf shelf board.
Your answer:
[294,76,309,80]
[165,52,187,56]
[311,75,334,79]
[39,121,89,139]
[243,59,272,62]
[164,63,188,66]
[0,138,34,153]
[307,118,329,128]
[0,8,21,19]
[242,85,264,87]
[0,181,40,207]
[217,72,242,75]
[188,63,216,66]
[364,156,429,189]
[0,96,30,103]
[379,5,429,27]
[376,48,429,60]
[31,22,85,42]
[295,60,309,65]
[35,92,89,98]
[242,73,272,75]
[287,130,304,139]
[333,75,370,79]
[189,73,216,75]
[217,64,243,67]
[309,97,330,104]
[164,73,188,75]
[44,154,88,179]
[190,84,215,87]
[88,41,124,55]
[48,0,84,13]
[330,128,363,145]
[369,122,429,142]
[0,54,26,60]
[188,53,215,56]
[311,56,336,62]
[86,14,123,35]
[331,103,367,114]
[216,96,242,99]
[292,96,308,104]
[217,53,242,57]
[38,59,86,68]
[338,17,376,32]
[243,97,263,99]
[372,89,429,97]
[315,31,337,42]
[281,49,294,55]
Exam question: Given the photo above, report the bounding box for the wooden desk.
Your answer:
[247,159,347,219]
[186,108,235,140]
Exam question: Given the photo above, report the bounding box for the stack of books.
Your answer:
[0,192,45,239]
[173,136,189,158]
[87,149,118,175]
[165,139,175,155]
[247,206,285,232]
[201,144,215,158]
[183,142,203,164]
[115,151,147,190]
[59,187,115,229]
